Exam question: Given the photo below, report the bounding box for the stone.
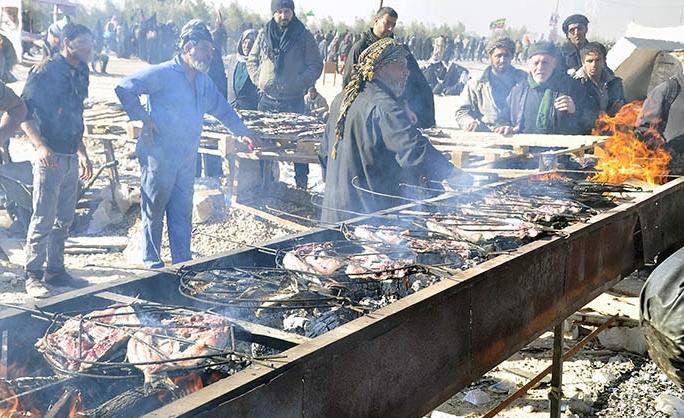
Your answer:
[87,199,124,234]
[597,327,647,354]
[112,183,139,214]
[592,369,618,384]
[522,405,535,413]
[123,223,143,265]
[655,394,684,417]
[193,190,226,224]
[488,382,510,394]
[568,397,594,415]
[463,388,491,406]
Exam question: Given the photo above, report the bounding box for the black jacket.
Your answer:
[560,41,582,73]
[21,54,88,154]
[320,81,452,223]
[342,29,436,128]
[640,71,684,144]
[503,70,591,135]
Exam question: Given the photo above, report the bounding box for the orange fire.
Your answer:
[0,381,19,418]
[590,101,671,185]
[531,172,566,182]
[68,392,83,418]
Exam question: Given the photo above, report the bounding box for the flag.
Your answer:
[489,18,506,30]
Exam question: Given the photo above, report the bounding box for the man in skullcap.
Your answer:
[455,37,526,132]
[115,20,258,269]
[319,38,472,223]
[495,41,591,135]
[560,14,590,75]
[247,0,322,190]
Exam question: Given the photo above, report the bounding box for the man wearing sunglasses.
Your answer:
[560,14,590,76]
[116,20,258,269]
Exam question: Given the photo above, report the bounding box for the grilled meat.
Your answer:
[35,305,139,372]
[281,243,345,275]
[127,312,233,382]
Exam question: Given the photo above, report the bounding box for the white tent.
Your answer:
[0,0,21,61]
[607,22,684,101]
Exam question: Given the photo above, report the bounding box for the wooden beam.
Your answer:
[231,202,310,232]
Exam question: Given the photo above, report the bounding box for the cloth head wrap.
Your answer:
[486,37,516,56]
[332,37,408,159]
[178,19,213,49]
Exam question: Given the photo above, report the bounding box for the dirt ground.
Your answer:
[0,55,680,418]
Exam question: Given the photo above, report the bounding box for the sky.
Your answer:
[77,0,684,40]
[214,0,684,40]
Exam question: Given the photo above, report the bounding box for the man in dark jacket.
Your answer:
[21,24,94,298]
[495,41,590,136]
[574,42,625,120]
[455,37,527,132]
[560,14,590,75]
[342,7,436,128]
[639,57,684,173]
[320,38,471,223]
[247,0,323,189]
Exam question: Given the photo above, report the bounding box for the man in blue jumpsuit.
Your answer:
[116,20,257,268]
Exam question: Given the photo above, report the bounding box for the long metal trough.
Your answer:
[1,176,683,417]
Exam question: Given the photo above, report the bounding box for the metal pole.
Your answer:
[549,321,564,418]
[379,0,384,9]
[483,316,617,418]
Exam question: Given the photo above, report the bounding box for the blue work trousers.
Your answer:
[139,147,195,268]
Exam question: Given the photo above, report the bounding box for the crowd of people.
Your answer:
[2,2,684,299]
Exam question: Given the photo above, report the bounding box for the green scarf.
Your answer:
[527,74,555,131]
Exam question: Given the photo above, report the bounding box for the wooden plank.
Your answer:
[94,291,311,347]
[232,202,310,232]
[64,236,128,250]
[428,130,607,148]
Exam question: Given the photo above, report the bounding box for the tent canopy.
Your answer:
[608,22,684,101]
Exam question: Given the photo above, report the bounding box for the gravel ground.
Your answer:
[1,57,683,417]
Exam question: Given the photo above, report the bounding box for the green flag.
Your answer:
[489,18,506,30]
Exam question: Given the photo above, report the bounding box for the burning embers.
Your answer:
[591,102,672,185]
[0,302,265,417]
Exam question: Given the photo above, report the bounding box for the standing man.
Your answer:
[639,53,684,174]
[320,38,471,223]
[574,42,625,118]
[342,7,435,128]
[247,0,322,190]
[560,14,590,75]
[21,24,94,298]
[116,20,258,269]
[455,37,526,132]
[495,42,589,136]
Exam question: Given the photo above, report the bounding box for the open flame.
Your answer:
[0,381,19,418]
[590,102,671,186]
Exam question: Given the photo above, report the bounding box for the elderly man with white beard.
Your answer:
[319,38,472,223]
[115,20,258,269]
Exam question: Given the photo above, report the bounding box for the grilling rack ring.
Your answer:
[35,303,269,380]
